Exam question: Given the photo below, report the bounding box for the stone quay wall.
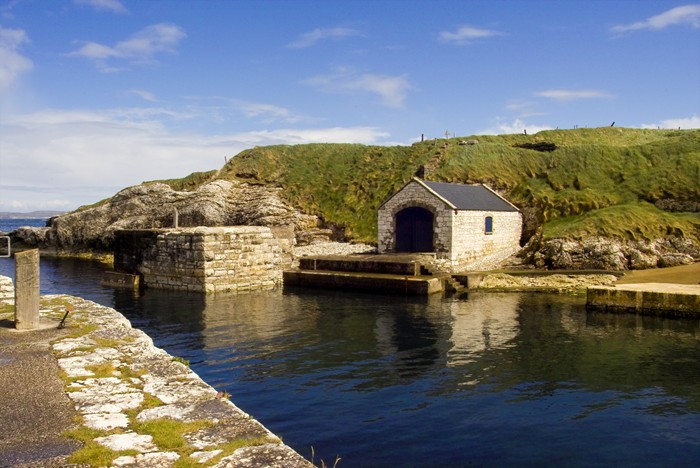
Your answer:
[115,227,288,293]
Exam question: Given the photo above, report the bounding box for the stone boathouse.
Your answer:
[377,178,522,269]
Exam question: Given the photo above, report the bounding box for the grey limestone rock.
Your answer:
[46,179,320,253]
[527,236,700,271]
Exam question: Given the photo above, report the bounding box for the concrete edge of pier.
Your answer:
[586,282,700,317]
[0,275,311,467]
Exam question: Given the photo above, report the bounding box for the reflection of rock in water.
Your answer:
[446,293,520,367]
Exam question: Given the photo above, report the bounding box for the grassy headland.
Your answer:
[211,128,698,244]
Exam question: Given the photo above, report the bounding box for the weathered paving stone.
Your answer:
[58,347,122,378]
[67,377,144,413]
[141,374,217,404]
[136,398,243,423]
[185,418,275,450]
[213,444,312,468]
[95,432,156,452]
[52,336,97,354]
[83,412,129,430]
[112,452,180,467]
[191,449,224,463]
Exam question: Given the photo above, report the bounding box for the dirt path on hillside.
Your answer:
[616,263,700,285]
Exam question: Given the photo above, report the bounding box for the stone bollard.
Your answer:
[14,249,40,330]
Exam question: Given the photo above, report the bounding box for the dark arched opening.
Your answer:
[395,207,434,252]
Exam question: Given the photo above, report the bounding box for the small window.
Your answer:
[484,216,493,234]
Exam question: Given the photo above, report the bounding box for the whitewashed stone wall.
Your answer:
[138,227,283,293]
[450,210,522,265]
[378,180,522,269]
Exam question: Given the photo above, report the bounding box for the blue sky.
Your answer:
[1,0,699,212]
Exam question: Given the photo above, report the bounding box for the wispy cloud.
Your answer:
[438,25,503,45]
[0,107,392,211]
[69,23,186,71]
[0,27,32,90]
[640,114,700,129]
[536,89,614,101]
[304,67,412,107]
[478,118,552,135]
[74,0,128,14]
[287,27,364,48]
[234,100,305,123]
[611,4,700,33]
[505,100,546,118]
[126,89,157,102]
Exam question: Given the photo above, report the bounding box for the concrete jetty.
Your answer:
[587,282,700,317]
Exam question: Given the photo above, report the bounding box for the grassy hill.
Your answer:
[144,127,699,245]
[212,128,699,244]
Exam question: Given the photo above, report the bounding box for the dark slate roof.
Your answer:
[420,180,518,212]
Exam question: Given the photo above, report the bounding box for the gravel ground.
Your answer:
[0,323,81,467]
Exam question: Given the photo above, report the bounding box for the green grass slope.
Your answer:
[215,128,699,244]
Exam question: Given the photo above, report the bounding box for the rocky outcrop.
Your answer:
[524,236,699,271]
[479,272,619,293]
[7,226,51,251]
[42,179,321,253]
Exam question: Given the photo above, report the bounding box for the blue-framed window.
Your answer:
[484,216,493,234]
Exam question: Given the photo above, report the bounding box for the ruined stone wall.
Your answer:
[450,211,522,265]
[117,227,286,293]
[378,180,453,255]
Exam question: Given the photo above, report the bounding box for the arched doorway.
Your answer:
[395,207,434,252]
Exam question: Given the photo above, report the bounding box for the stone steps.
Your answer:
[287,254,468,295]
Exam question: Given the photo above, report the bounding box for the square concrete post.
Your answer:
[14,249,40,330]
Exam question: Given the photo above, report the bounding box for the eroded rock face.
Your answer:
[525,236,699,270]
[43,179,320,253]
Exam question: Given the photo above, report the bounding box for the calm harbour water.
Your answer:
[2,220,700,466]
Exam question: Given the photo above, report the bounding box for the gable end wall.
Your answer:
[378,181,452,254]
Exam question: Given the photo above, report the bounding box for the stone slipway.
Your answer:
[587,282,700,317]
[0,276,311,467]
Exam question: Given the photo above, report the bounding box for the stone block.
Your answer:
[14,249,40,330]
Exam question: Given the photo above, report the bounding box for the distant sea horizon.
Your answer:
[0,210,64,219]
[0,217,50,234]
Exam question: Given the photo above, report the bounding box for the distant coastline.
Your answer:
[0,210,64,219]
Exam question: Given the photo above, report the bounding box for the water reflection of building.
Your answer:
[445,293,520,368]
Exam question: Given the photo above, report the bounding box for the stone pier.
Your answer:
[114,227,293,293]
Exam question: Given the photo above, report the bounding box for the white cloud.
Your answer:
[287,27,364,48]
[126,89,158,102]
[69,23,186,70]
[505,100,546,118]
[304,68,412,107]
[639,115,700,129]
[0,27,32,90]
[234,100,305,123]
[438,25,503,45]
[74,0,128,14]
[478,118,553,135]
[611,4,700,33]
[0,107,391,211]
[536,89,614,101]
[231,127,389,146]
